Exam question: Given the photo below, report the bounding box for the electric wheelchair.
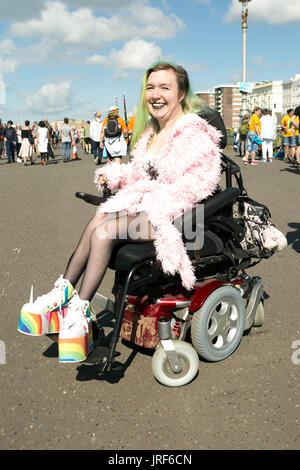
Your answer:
[75,153,265,387]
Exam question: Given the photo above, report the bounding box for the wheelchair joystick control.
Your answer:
[103,182,112,200]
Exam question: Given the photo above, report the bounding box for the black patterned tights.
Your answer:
[63,211,154,302]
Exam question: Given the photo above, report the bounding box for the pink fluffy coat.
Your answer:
[94,113,222,290]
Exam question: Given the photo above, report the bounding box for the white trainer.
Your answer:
[58,292,94,363]
[18,275,74,336]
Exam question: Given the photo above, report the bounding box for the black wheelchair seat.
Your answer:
[108,187,240,272]
[109,241,156,271]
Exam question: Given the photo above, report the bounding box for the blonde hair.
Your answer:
[131,62,206,150]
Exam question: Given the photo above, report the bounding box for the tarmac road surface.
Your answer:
[0,146,299,450]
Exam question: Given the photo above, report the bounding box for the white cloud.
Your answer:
[25,81,74,114]
[251,56,263,65]
[0,39,17,55]
[86,38,162,80]
[0,40,18,77]
[0,0,144,19]
[87,38,161,71]
[0,57,18,74]
[85,54,106,66]
[224,0,300,24]
[0,0,42,20]
[64,0,144,8]
[10,1,185,47]
[2,1,185,83]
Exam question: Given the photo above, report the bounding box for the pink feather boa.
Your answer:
[94,113,222,289]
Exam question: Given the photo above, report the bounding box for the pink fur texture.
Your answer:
[94,113,222,289]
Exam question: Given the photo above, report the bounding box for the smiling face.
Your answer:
[145,68,185,127]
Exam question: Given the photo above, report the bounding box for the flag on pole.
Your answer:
[123,93,128,127]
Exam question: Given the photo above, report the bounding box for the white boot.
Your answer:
[58,292,93,363]
[18,276,74,336]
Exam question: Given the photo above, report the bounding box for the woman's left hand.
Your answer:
[98,174,108,186]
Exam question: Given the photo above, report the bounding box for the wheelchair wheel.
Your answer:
[253,301,264,327]
[151,341,199,387]
[191,286,246,362]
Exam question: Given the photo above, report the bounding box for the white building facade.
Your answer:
[246,81,283,124]
[196,75,300,128]
[282,74,300,112]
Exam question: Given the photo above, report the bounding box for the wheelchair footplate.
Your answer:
[82,345,119,371]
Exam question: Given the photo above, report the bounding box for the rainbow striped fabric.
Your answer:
[59,323,93,363]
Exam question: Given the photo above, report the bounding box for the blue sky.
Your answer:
[0,0,299,124]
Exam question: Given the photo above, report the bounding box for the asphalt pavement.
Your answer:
[0,145,299,450]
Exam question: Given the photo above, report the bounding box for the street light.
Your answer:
[238,0,252,116]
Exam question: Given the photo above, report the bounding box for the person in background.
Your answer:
[100,107,128,165]
[37,121,50,165]
[32,122,39,154]
[83,120,91,154]
[90,112,102,165]
[238,114,249,158]
[292,106,300,166]
[19,120,34,166]
[243,107,262,166]
[79,125,84,150]
[0,119,4,158]
[44,118,55,160]
[53,123,60,148]
[59,117,75,163]
[3,120,16,163]
[281,109,296,161]
[281,109,295,162]
[260,109,276,163]
[15,124,22,160]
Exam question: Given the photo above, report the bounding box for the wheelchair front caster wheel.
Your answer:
[151,341,199,387]
[253,301,264,327]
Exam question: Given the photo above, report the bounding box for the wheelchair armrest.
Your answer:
[221,153,241,174]
[75,192,106,206]
[204,187,240,219]
[174,187,240,233]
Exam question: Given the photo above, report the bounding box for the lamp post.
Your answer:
[238,0,252,117]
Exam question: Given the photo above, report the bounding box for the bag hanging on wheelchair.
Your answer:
[237,196,287,258]
[228,161,287,259]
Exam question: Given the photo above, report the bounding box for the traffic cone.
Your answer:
[72,145,78,160]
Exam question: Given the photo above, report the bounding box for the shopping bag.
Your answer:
[102,144,107,159]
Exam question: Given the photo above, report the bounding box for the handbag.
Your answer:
[252,134,262,146]
[28,131,34,145]
[237,195,287,258]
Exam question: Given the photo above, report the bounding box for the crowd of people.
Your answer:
[237,106,300,167]
[0,107,136,167]
[2,104,300,171]
[0,117,80,165]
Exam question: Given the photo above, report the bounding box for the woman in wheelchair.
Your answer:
[18,62,222,364]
